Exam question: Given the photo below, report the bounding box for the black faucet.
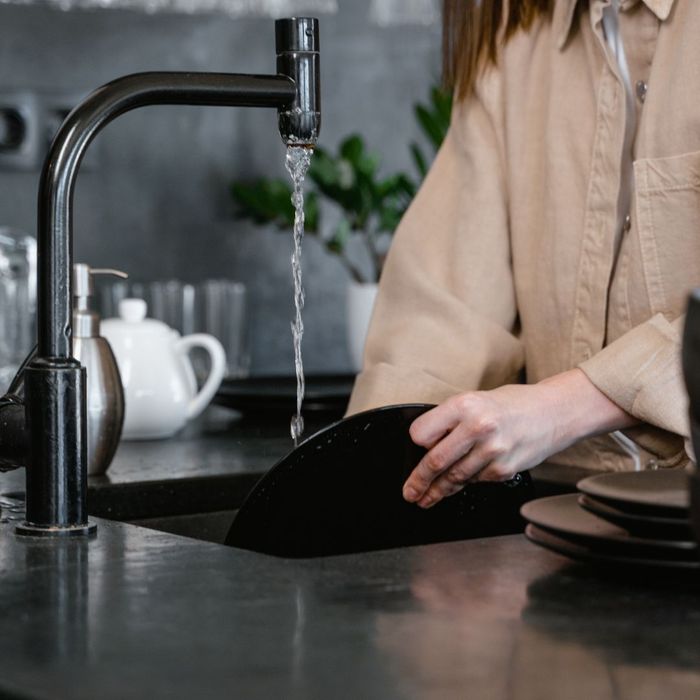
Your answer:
[0,17,320,537]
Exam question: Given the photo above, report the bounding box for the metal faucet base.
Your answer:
[16,521,97,537]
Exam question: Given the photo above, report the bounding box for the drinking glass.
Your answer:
[98,277,249,380]
[0,227,36,391]
[195,279,249,379]
[148,279,196,336]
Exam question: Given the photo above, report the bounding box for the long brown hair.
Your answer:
[443,0,554,100]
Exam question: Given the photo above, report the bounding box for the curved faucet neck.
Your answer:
[36,72,296,360]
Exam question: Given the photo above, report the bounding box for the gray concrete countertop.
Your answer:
[0,407,697,698]
[0,518,698,700]
[105,406,296,484]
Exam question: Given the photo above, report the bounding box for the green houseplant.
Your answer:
[230,86,452,368]
[230,86,452,284]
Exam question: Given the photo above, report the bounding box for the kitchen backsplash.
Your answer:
[0,0,439,374]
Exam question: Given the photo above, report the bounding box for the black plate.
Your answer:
[577,469,690,518]
[578,494,692,540]
[521,494,698,558]
[525,524,700,571]
[226,404,536,558]
[213,374,354,416]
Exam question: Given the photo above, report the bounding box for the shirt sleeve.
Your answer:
[347,72,524,415]
[578,313,691,464]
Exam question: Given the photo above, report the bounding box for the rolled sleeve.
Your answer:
[578,313,690,464]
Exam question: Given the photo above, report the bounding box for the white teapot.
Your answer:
[102,298,226,440]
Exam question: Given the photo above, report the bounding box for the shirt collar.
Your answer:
[555,0,676,50]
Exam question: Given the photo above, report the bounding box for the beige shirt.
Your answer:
[348,0,697,472]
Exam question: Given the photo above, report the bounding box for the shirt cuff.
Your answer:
[578,313,689,440]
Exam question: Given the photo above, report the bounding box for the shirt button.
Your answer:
[623,214,631,233]
[635,80,648,103]
[646,459,658,471]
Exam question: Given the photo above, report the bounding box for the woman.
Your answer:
[347,0,698,509]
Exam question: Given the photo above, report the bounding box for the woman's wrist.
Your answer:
[537,368,638,452]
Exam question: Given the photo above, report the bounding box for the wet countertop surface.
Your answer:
[0,408,698,698]
[0,520,698,699]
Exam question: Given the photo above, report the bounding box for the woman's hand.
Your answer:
[403,369,637,508]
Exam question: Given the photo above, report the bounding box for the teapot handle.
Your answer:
[175,334,227,420]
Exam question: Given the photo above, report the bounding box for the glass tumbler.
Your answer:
[148,279,196,336]
[0,227,36,391]
[195,279,250,379]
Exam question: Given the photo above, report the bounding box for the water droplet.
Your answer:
[290,413,305,445]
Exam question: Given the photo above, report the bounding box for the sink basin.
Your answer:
[129,509,238,544]
[88,473,260,544]
[3,454,576,553]
[5,471,261,545]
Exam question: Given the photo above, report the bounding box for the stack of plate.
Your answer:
[522,469,699,570]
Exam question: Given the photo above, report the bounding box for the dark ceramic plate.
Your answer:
[577,469,690,518]
[578,494,692,539]
[692,466,700,544]
[226,404,536,558]
[525,524,700,571]
[521,494,698,558]
[213,374,354,416]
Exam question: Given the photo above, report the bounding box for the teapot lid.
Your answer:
[102,298,173,336]
[119,298,147,322]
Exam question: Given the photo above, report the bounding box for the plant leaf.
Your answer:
[230,178,318,233]
[327,218,352,254]
[410,143,429,179]
[431,86,453,132]
[340,134,363,163]
[415,104,445,150]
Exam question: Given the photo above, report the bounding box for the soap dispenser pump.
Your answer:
[72,263,127,475]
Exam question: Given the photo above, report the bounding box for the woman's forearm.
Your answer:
[402,368,638,508]
[536,368,638,453]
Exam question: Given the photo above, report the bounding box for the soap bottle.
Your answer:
[72,264,127,475]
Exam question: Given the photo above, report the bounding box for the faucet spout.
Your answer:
[276,17,321,146]
[13,21,321,537]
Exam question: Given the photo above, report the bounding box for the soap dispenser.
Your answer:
[72,264,127,475]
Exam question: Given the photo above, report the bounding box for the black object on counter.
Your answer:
[226,404,535,557]
[682,289,700,544]
[214,374,353,417]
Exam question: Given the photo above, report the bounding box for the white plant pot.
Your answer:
[347,282,378,372]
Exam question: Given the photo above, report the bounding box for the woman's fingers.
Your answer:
[408,400,463,448]
[403,421,476,503]
[401,372,639,510]
[405,394,504,504]
[415,451,489,508]
[415,445,515,508]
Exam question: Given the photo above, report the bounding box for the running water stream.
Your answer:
[285,145,313,446]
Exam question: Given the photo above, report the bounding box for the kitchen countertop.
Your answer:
[0,407,697,699]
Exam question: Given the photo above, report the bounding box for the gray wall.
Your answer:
[0,1,440,374]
